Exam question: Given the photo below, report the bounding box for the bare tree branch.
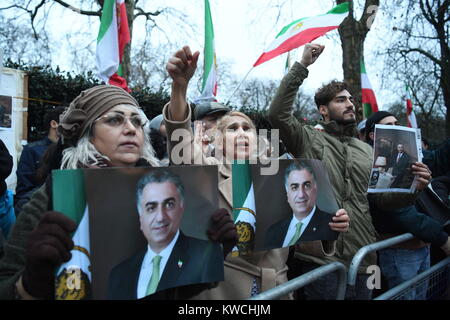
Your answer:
[0,5,26,11]
[400,48,442,66]
[133,6,162,20]
[419,0,438,27]
[53,0,101,16]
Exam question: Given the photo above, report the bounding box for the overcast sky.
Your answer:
[3,0,399,109]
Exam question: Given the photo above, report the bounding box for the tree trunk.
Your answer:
[336,0,379,121]
[338,19,366,120]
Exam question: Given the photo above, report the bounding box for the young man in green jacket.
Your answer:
[268,43,429,300]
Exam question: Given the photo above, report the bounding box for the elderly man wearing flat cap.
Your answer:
[193,101,230,157]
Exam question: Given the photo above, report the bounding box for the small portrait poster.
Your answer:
[251,159,339,251]
[53,165,224,300]
[368,124,422,193]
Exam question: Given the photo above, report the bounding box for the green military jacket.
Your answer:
[269,62,416,272]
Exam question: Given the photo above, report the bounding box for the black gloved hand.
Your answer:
[207,208,238,258]
[22,211,76,299]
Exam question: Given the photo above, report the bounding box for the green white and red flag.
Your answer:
[361,58,379,119]
[197,0,218,103]
[253,2,349,67]
[406,85,418,128]
[96,0,130,91]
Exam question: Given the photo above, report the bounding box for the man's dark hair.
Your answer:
[284,160,316,189]
[364,111,394,142]
[136,170,185,213]
[149,128,167,160]
[43,106,66,132]
[314,80,349,109]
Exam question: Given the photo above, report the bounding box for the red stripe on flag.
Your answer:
[117,1,130,63]
[361,88,379,113]
[109,73,131,92]
[253,26,338,67]
[406,99,413,114]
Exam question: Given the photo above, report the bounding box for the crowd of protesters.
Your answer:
[0,43,449,300]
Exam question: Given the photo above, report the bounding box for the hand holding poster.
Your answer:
[368,124,422,193]
[54,165,224,300]
[250,159,339,251]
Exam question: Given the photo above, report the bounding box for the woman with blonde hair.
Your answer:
[164,46,350,299]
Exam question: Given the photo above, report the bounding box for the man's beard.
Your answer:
[329,109,356,125]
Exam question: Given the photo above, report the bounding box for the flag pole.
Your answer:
[225,66,254,105]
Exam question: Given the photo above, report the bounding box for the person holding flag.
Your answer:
[268,42,413,300]
[164,45,350,299]
[0,84,230,300]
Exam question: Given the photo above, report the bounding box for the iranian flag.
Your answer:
[96,0,130,91]
[231,162,256,257]
[53,170,91,300]
[406,85,418,128]
[197,0,218,103]
[361,58,379,118]
[253,2,349,67]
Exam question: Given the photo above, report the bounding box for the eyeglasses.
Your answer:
[94,112,147,129]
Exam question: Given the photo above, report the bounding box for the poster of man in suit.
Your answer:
[253,159,339,251]
[84,166,224,300]
[368,124,421,193]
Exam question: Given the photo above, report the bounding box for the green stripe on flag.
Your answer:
[276,17,308,37]
[276,2,349,38]
[328,2,350,14]
[231,161,252,221]
[97,0,114,43]
[360,58,367,74]
[53,169,86,226]
[202,0,215,91]
[363,103,374,119]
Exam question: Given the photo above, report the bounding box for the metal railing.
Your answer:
[249,261,347,300]
[375,256,450,300]
[347,233,414,285]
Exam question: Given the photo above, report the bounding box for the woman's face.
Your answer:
[90,104,145,167]
[222,115,257,161]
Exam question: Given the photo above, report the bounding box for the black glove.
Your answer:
[207,208,237,258]
[22,211,76,299]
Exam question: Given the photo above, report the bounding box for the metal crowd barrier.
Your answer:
[346,232,415,298]
[249,261,347,300]
[374,256,450,300]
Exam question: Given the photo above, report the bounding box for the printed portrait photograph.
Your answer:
[0,95,12,128]
[82,165,224,300]
[252,159,339,251]
[369,125,420,193]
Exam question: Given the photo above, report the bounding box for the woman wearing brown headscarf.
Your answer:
[0,85,162,299]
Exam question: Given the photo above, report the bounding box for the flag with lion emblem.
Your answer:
[231,162,256,256]
[53,169,92,300]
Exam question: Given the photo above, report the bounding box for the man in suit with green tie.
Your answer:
[107,170,223,299]
[264,161,339,250]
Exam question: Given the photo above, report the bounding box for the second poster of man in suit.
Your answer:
[84,166,224,300]
[368,124,421,193]
[253,159,339,251]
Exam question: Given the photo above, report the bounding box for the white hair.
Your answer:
[61,119,160,169]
